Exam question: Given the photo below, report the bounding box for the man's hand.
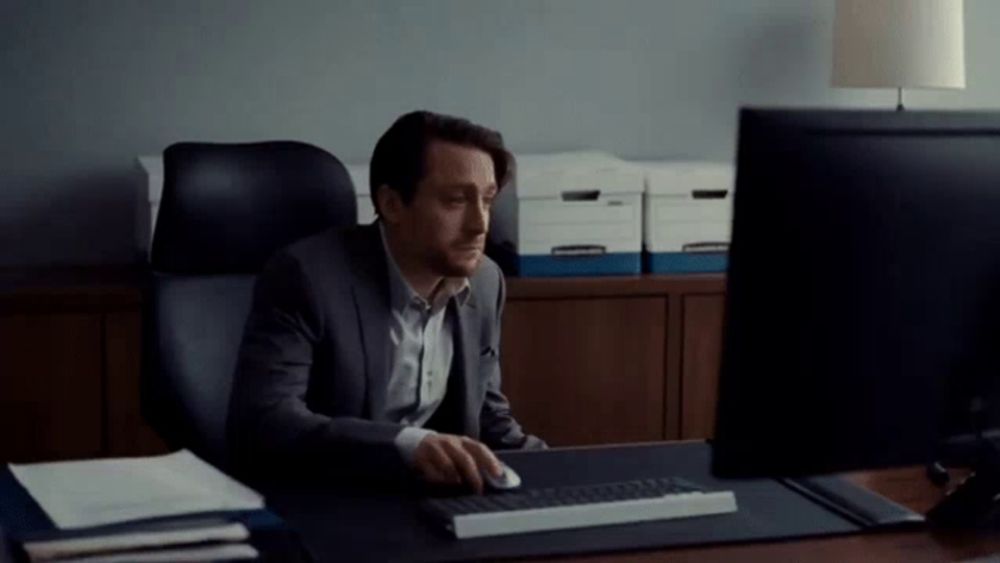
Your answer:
[412,434,503,494]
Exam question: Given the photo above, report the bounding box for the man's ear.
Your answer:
[375,184,403,225]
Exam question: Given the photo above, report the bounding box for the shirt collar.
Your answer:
[378,221,471,313]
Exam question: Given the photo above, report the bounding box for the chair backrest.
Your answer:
[143,141,357,468]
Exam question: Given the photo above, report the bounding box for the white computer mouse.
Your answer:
[483,462,522,491]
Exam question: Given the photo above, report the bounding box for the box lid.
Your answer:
[514,151,644,198]
[638,161,735,196]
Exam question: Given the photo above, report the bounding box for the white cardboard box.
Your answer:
[344,161,377,225]
[491,151,644,276]
[135,155,163,261]
[638,161,734,273]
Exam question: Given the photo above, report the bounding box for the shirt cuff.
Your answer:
[394,426,437,466]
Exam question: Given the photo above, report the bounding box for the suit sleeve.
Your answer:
[226,251,409,481]
[478,267,548,451]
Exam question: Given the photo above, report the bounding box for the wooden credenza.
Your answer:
[0,267,166,463]
[500,274,727,447]
[0,268,726,462]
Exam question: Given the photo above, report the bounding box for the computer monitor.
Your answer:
[712,109,1000,480]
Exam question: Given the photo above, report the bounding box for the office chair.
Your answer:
[143,141,357,469]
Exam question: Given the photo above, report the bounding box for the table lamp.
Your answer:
[832,0,965,110]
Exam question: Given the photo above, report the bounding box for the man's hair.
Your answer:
[369,110,514,215]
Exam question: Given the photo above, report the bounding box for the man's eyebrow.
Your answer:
[442,182,498,194]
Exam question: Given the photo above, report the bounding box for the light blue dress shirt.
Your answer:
[379,225,471,465]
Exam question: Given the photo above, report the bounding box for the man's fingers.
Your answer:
[413,435,501,492]
[419,464,448,484]
[420,441,461,485]
[442,439,483,493]
[461,438,502,478]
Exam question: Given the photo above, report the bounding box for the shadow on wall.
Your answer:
[0,169,140,267]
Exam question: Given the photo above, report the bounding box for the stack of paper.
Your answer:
[22,522,257,562]
[8,450,264,561]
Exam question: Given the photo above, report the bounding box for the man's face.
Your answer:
[385,141,498,278]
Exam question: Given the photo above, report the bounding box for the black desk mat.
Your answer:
[264,442,917,562]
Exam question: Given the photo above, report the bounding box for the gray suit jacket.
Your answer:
[227,223,543,479]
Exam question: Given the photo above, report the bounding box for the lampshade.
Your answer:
[832,0,965,90]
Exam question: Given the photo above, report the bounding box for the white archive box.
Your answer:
[638,161,734,273]
[490,151,644,276]
[135,155,164,261]
[134,155,374,260]
[344,161,377,225]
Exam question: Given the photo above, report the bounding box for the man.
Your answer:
[227,110,545,492]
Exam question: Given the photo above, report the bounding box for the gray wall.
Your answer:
[2,0,998,266]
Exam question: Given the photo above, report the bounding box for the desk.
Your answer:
[260,442,1000,562]
[532,468,1000,563]
[3,444,998,562]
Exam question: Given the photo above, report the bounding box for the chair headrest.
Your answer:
[151,141,357,274]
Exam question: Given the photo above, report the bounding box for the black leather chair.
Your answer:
[143,141,357,469]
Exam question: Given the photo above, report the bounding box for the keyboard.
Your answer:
[422,477,737,539]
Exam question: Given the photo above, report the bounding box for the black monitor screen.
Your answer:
[712,109,1000,478]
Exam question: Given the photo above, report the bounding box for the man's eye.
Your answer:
[483,197,496,207]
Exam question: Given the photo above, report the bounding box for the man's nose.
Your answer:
[465,199,489,234]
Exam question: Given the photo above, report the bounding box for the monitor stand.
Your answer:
[927,437,1000,527]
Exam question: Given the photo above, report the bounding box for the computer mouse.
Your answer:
[483,462,522,491]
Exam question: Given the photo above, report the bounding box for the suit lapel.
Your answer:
[347,225,392,422]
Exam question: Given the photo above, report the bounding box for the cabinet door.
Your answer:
[500,297,667,446]
[681,294,726,440]
[105,311,168,456]
[0,314,103,461]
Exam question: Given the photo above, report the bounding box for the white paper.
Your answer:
[9,450,263,529]
[51,542,258,562]
[23,521,249,561]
